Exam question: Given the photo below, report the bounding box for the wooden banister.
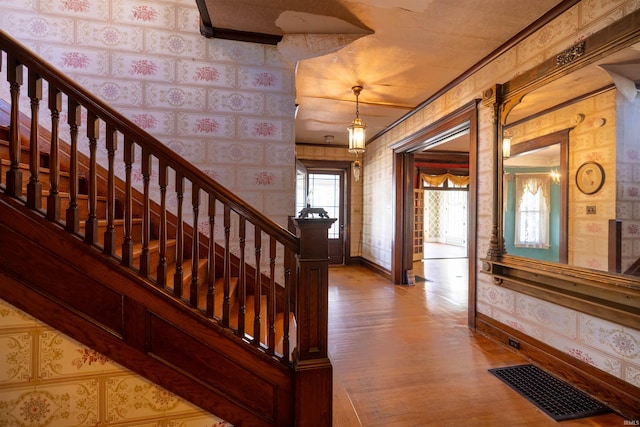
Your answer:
[1,29,334,426]
[291,217,335,426]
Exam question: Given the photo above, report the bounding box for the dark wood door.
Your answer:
[308,171,344,264]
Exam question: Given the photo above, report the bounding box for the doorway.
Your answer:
[296,161,350,265]
[423,189,468,259]
[390,100,478,328]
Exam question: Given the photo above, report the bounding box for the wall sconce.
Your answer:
[348,85,365,181]
[353,160,361,182]
[550,168,561,184]
[502,135,511,159]
[324,134,334,144]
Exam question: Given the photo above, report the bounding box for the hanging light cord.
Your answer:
[352,85,363,119]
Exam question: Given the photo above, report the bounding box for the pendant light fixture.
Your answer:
[348,85,366,181]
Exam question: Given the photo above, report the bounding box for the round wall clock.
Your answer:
[576,162,605,195]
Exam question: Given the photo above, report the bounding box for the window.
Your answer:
[307,173,341,239]
[514,174,550,248]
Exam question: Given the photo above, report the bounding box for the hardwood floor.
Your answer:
[329,260,625,426]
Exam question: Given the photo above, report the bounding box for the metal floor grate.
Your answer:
[488,364,611,421]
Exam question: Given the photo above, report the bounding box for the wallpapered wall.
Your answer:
[361,0,640,389]
[0,0,297,425]
[0,0,297,231]
[0,300,229,426]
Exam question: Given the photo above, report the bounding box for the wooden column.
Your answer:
[292,217,335,427]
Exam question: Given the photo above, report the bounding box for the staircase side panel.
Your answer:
[0,194,295,426]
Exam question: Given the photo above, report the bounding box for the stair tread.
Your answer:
[1,158,71,176]
[39,189,106,200]
[79,217,143,227]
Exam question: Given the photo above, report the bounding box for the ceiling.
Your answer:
[198,0,570,151]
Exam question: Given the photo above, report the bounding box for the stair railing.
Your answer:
[1,29,335,425]
[4,28,325,355]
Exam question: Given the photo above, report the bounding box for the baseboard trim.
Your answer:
[347,256,392,281]
[476,313,640,420]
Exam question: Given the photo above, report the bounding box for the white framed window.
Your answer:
[514,173,550,248]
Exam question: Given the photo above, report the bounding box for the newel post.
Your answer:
[291,217,335,426]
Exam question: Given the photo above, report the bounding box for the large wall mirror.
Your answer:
[503,130,568,265]
[499,29,640,280]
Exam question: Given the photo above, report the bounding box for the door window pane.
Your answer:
[308,173,340,239]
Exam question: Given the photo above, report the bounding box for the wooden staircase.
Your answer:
[0,30,334,426]
[0,102,288,352]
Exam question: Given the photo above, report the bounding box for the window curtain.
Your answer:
[420,173,469,187]
[514,173,550,248]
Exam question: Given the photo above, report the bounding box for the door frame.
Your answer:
[298,160,352,264]
[390,100,479,329]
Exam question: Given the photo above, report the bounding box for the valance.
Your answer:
[420,172,469,187]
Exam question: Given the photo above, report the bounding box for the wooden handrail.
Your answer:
[0,28,302,360]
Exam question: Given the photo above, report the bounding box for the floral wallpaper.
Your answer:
[0,0,297,232]
[361,0,640,389]
[0,299,231,426]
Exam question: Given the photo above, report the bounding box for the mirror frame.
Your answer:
[481,9,640,331]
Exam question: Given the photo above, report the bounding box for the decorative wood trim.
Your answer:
[467,100,479,329]
[352,256,392,281]
[477,313,640,420]
[391,99,479,327]
[392,152,405,284]
[481,258,640,329]
[194,0,282,45]
[499,8,640,122]
[203,27,283,45]
[0,194,294,427]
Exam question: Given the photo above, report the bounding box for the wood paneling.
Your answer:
[0,193,294,426]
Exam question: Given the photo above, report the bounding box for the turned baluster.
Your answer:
[282,243,294,362]
[26,70,42,209]
[190,184,200,307]
[5,55,22,197]
[173,172,184,298]
[46,86,62,222]
[84,112,99,245]
[267,236,277,355]
[121,137,134,267]
[65,97,81,234]
[103,124,117,256]
[156,161,168,288]
[236,216,246,335]
[139,147,151,276]
[205,194,216,317]
[253,225,262,346]
[222,205,231,327]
